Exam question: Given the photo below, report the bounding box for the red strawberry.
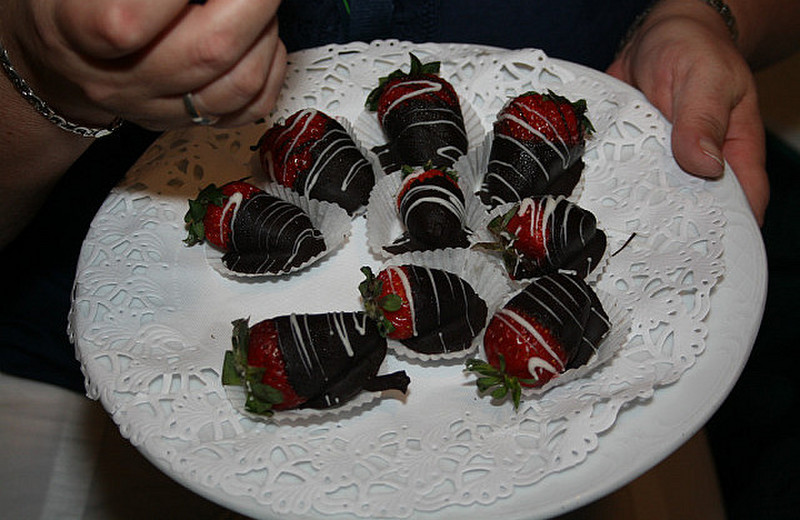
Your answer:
[476,196,606,280]
[396,165,460,204]
[184,180,327,275]
[498,200,549,260]
[366,53,467,172]
[479,90,595,207]
[222,313,410,415]
[359,266,414,340]
[466,272,610,409]
[184,180,261,249]
[255,108,376,215]
[494,90,592,148]
[257,109,328,189]
[366,54,457,116]
[360,264,488,355]
[242,318,305,411]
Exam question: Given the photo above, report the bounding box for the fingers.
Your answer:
[47,0,286,128]
[120,0,285,124]
[669,64,769,224]
[142,0,282,89]
[55,0,193,57]
[190,34,288,127]
[185,18,283,115]
[717,92,769,225]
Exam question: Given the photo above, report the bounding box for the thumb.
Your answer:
[671,74,769,224]
[669,73,731,179]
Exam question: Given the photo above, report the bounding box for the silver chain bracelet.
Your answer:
[703,0,738,42]
[618,0,739,55]
[0,43,123,138]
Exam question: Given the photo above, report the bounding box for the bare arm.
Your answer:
[0,69,92,248]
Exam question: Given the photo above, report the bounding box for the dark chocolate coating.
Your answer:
[392,265,487,354]
[504,196,606,280]
[274,311,391,409]
[295,116,375,215]
[479,127,586,208]
[223,192,326,274]
[385,173,470,254]
[373,88,468,173]
[506,272,609,368]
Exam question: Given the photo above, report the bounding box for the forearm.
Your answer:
[647,0,800,68]
[0,59,93,249]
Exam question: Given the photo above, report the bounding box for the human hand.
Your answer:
[607,2,769,225]
[1,0,286,130]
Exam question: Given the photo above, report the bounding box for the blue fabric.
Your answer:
[277,0,651,70]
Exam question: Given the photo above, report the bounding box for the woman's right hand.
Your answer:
[2,0,287,129]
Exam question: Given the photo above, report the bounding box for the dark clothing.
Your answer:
[277,0,648,70]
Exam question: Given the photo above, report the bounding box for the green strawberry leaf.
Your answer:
[221,350,243,386]
[245,393,276,416]
[376,316,396,337]
[249,380,284,405]
[225,317,286,416]
[379,294,403,312]
[230,318,251,369]
[491,385,509,400]
[465,356,528,411]
[184,183,228,246]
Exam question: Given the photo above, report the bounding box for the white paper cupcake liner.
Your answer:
[378,248,515,362]
[204,183,352,279]
[364,168,493,259]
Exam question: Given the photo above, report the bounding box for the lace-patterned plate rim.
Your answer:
[68,41,764,520]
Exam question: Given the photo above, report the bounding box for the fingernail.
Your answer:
[700,138,725,175]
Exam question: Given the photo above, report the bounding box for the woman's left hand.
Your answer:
[607,1,768,225]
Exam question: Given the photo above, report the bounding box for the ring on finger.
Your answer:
[183,92,219,125]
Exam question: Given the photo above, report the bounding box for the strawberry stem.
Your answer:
[465,356,535,411]
[223,318,285,416]
[359,266,399,336]
[184,183,227,246]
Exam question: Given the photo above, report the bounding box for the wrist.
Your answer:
[1,42,123,138]
[620,0,740,55]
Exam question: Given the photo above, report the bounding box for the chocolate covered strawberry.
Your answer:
[466,272,610,408]
[256,108,376,215]
[385,164,470,254]
[366,53,468,173]
[222,312,410,415]
[359,264,487,355]
[184,180,326,274]
[479,90,594,207]
[477,196,606,280]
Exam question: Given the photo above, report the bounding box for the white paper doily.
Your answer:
[69,41,765,520]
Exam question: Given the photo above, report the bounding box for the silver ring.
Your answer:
[183,92,219,125]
